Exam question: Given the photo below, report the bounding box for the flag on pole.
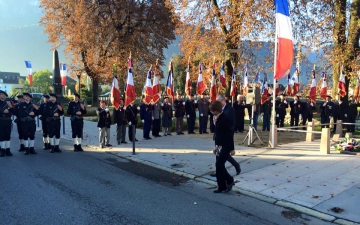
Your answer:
[275,79,280,97]
[125,56,136,107]
[152,60,161,103]
[166,61,175,101]
[60,63,67,86]
[354,73,360,102]
[25,61,33,87]
[320,71,327,101]
[243,66,248,97]
[185,60,191,96]
[254,70,261,84]
[143,67,154,104]
[230,69,237,97]
[210,62,217,102]
[261,75,270,104]
[286,72,292,96]
[291,67,299,96]
[196,63,207,95]
[219,63,226,89]
[309,70,317,103]
[338,65,347,97]
[110,76,121,110]
[274,0,294,80]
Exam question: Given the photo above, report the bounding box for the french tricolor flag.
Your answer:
[219,63,226,89]
[196,63,207,95]
[230,69,237,97]
[243,66,248,97]
[185,62,191,96]
[111,77,121,110]
[60,63,67,86]
[152,61,161,103]
[210,63,217,102]
[166,61,175,101]
[309,70,317,103]
[274,0,294,80]
[125,58,136,107]
[143,68,154,104]
[25,60,33,87]
[338,65,347,97]
[320,71,327,101]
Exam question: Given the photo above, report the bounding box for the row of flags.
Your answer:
[24,60,67,87]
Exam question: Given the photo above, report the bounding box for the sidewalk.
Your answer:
[59,117,360,224]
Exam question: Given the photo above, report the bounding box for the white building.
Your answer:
[0,72,23,94]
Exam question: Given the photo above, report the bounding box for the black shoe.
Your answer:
[176,133,180,135]
[167,134,172,136]
[191,132,196,134]
[50,146,55,153]
[43,143,47,150]
[18,144,25,152]
[54,145,62,153]
[0,149,5,157]
[203,131,209,134]
[163,134,167,136]
[105,144,112,147]
[213,189,223,193]
[74,144,79,152]
[5,148,13,156]
[24,148,30,155]
[234,131,238,133]
[156,135,162,137]
[121,141,128,144]
[180,132,184,135]
[236,167,241,175]
[135,139,139,141]
[225,181,234,193]
[210,173,216,177]
[77,144,84,152]
[117,142,121,145]
[29,147,37,154]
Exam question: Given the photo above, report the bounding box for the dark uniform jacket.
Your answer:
[347,101,358,119]
[185,99,197,117]
[161,102,173,127]
[43,101,64,119]
[261,100,272,115]
[275,99,288,117]
[174,99,185,118]
[301,102,316,118]
[113,106,127,125]
[290,100,302,116]
[97,107,111,128]
[198,98,210,117]
[0,99,13,119]
[214,113,234,152]
[67,101,87,120]
[17,101,38,120]
[320,101,335,117]
[223,104,235,129]
[126,105,138,124]
[140,103,153,121]
[234,100,246,117]
[333,101,347,120]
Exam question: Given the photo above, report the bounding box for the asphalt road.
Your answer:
[0,128,333,225]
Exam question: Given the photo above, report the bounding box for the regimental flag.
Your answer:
[230,69,237,97]
[152,60,161,103]
[25,61,33,87]
[185,60,191,96]
[243,66,249,97]
[338,65,347,97]
[261,75,270,104]
[166,61,175,101]
[125,57,136,107]
[354,73,360,102]
[210,62,217,102]
[60,63,67,86]
[274,0,294,80]
[110,76,121,110]
[219,63,226,89]
[309,70,317,103]
[291,67,299,96]
[254,70,261,84]
[320,71,327,101]
[196,63,207,95]
[143,67,154,104]
[286,72,292,96]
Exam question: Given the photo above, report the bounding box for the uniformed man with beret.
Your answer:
[18,92,39,155]
[38,94,51,150]
[0,90,15,157]
[44,93,64,153]
[67,93,87,151]
[14,95,25,151]
[320,95,335,128]
[275,93,288,128]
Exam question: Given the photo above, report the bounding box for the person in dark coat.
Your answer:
[97,100,112,148]
[174,94,185,135]
[140,98,153,140]
[125,103,139,142]
[275,94,288,128]
[14,95,25,152]
[346,95,358,132]
[261,97,272,131]
[185,94,197,134]
[289,95,302,129]
[38,94,51,150]
[113,98,127,144]
[301,96,316,130]
[210,101,235,193]
[320,95,335,128]
[198,94,210,134]
[152,101,162,137]
[333,94,347,132]
[233,95,246,132]
[161,97,173,136]
[0,90,15,157]
[67,93,87,151]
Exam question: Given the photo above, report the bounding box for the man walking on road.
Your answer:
[67,93,87,151]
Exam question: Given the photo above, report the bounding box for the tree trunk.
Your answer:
[92,77,99,107]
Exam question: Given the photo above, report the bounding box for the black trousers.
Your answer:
[236,113,244,131]
[0,119,12,141]
[321,116,330,128]
[347,115,356,132]
[276,115,285,128]
[128,124,137,141]
[48,118,61,138]
[71,118,84,138]
[199,116,208,133]
[22,120,36,140]
[209,115,215,133]
[290,114,299,128]
[216,149,234,191]
[301,115,313,130]
[152,119,161,136]
[143,120,152,138]
[42,119,49,138]
[187,116,195,133]
[17,120,23,139]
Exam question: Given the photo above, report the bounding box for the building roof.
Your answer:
[0,72,21,84]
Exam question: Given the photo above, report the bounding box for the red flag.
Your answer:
[354,74,360,101]
[338,65,346,97]
[110,77,121,110]
[243,66,248,97]
[152,60,161,103]
[261,75,270,104]
[185,61,191,96]
[210,62,217,102]
[230,70,237,97]
[125,58,136,107]
[286,72,292,96]
[196,63,207,95]
[319,71,327,101]
[309,70,316,103]
[219,63,226,89]
[143,68,153,104]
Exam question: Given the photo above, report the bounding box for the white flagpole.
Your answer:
[271,21,278,149]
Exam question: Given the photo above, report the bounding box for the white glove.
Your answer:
[299,114,302,119]
[339,100,343,104]
[345,114,347,118]
[182,102,185,105]
[124,106,127,110]
[229,100,231,103]
[141,119,144,123]
[105,108,109,112]
[152,117,154,120]
[284,100,287,104]
[329,116,332,119]
[128,122,132,126]
[137,106,140,110]
[294,101,297,104]
[172,117,174,120]
[310,103,313,106]
[194,100,197,104]
[200,113,203,117]
[161,103,164,106]
[271,100,273,103]
[261,113,264,116]
[323,103,326,106]
[187,115,190,118]
[168,103,171,105]
[276,114,279,118]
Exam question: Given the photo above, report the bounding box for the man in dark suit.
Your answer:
[333,94,347,132]
[301,96,316,130]
[198,94,210,134]
[233,95,246,132]
[113,98,127,144]
[126,103,139,142]
[174,94,185,135]
[185,94,197,134]
[289,95,302,129]
[97,100,112,148]
[140,97,153,140]
[261,97,272,131]
[275,94,288,128]
[320,95,335,128]
[346,95,358,132]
